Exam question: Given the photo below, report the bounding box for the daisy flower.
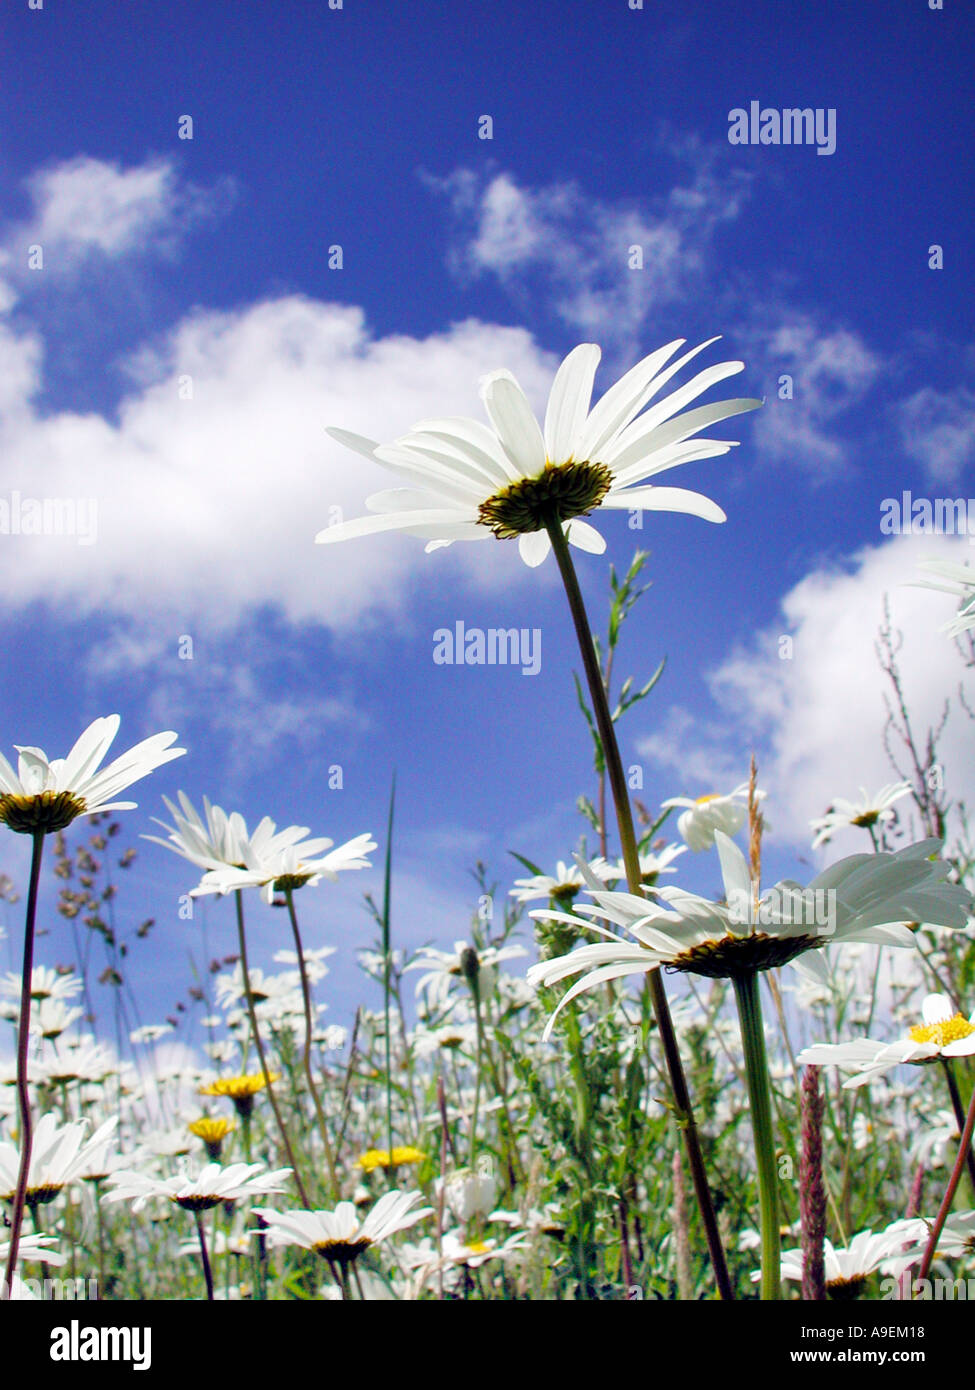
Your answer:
[0,715,184,836]
[318,339,760,567]
[527,835,972,1036]
[142,792,251,874]
[885,1210,975,1276]
[764,1225,928,1299]
[0,1114,119,1207]
[199,1072,281,1119]
[252,1190,431,1264]
[810,782,913,848]
[101,1161,292,1214]
[797,993,975,1087]
[192,830,377,904]
[2,966,83,1004]
[913,559,975,637]
[356,1146,425,1174]
[405,940,527,1007]
[661,782,759,851]
[591,842,688,885]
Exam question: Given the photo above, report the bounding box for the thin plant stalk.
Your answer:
[232,889,310,1207]
[194,1211,214,1302]
[941,1058,975,1198]
[283,886,339,1198]
[916,1073,975,1287]
[3,829,46,1299]
[544,514,733,1301]
[381,777,396,1169]
[733,970,780,1301]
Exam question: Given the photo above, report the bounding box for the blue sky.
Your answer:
[1,0,973,1044]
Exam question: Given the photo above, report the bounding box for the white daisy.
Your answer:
[766,1224,928,1297]
[527,835,972,1037]
[797,993,975,1087]
[101,1161,292,1214]
[0,1114,119,1206]
[318,339,760,567]
[810,782,913,848]
[142,792,251,874]
[660,782,759,851]
[252,1190,431,1264]
[913,559,975,637]
[405,941,527,1006]
[509,859,615,904]
[591,843,688,884]
[192,829,376,905]
[0,715,184,835]
[2,967,83,1004]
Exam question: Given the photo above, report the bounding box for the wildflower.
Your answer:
[252,1190,431,1264]
[810,782,913,848]
[797,993,975,1087]
[0,715,184,835]
[319,339,760,566]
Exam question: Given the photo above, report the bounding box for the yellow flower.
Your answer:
[189,1116,235,1160]
[356,1146,425,1173]
[200,1072,280,1118]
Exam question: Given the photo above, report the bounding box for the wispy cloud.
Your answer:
[5,156,235,271]
[895,384,975,485]
[426,139,752,358]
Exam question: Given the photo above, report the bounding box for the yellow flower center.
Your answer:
[476,460,613,539]
[909,1014,975,1047]
[0,790,87,835]
[694,794,721,805]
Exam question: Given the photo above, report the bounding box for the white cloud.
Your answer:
[740,315,881,476]
[428,143,751,357]
[896,385,975,485]
[10,156,233,268]
[0,291,561,632]
[657,533,975,850]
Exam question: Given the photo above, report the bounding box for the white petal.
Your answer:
[518,531,551,567]
[565,519,606,554]
[481,371,546,477]
[603,486,726,523]
[544,344,600,462]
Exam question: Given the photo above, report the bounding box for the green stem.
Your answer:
[283,886,339,1199]
[468,974,484,1169]
[232,890,310,1207]
[3,829,46,1299]
[544,514,733,1301]
[733,971,780,1301]
[381,777,396,1173]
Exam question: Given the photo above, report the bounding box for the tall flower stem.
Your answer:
[732,970,780,1301]
[283,886,339,1198]
[916,1073,975,1286]
[381,778,396,1173]
[941,1059,975,1197]
[194,1211,215,1302]
[544,515,733,1300]
[3,829,45,1299]
[232,890,310,1207]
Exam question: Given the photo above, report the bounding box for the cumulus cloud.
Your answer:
[638,533,975,851]
[896,385,975,485]
[0,290,561,632]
